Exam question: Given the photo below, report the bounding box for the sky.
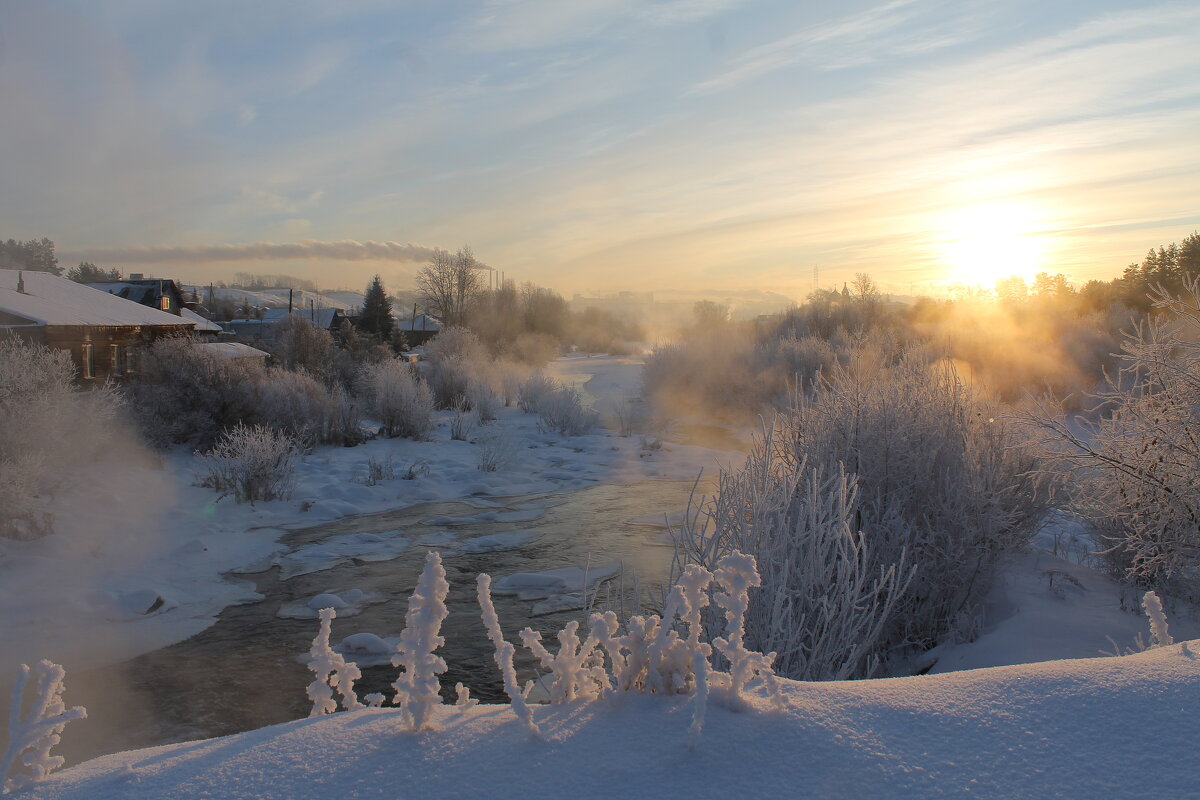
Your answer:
[2,0,1199,298]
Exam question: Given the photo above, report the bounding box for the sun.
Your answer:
[936,201,1046,289]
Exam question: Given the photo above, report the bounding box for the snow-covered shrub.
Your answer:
[2,660,86,793]
[517,371,557,413]
[1031,279,1200,597]
[121,336,261,447]
[252,367,363,448]
[606,397,647,437]
[305,607,362,716]
[0,337,123,540]
[359,359,434,440]
[476,427,517,472]
[1142,591,1173,648]
[391,551,451,731]
[672,439,911,681]
[270,314,355,387]
[359,455,395,486]
[534,385,597,436]
[467,379,499,422]
[198,423,296,503]
[449,402,477,441]
[774,346,1043,659]
[476,574,540,737]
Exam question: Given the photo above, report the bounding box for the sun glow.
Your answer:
[937,202,1047,289]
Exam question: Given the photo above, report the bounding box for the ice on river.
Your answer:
[423,508,547,525]
[273,530,411,579]
[277,588,386,620]
[458,531,540,553]
[491,562,623,617]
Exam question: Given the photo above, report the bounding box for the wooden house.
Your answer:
[0,270,198,382]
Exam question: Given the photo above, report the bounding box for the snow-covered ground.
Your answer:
[28,642,1200,799]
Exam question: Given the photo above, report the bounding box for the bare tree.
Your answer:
[415,247,485,326]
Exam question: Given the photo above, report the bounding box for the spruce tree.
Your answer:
[360,274,395,340]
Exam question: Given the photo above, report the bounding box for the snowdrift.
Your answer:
[28,642,1200,799]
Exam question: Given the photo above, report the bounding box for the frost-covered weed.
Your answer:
[359,360,434,440]
[199,423,296,503]
[477,574,541,736]
[1142,591,1173,648]
[449,402,478,441]
[305,607,362,716]
[476,427,517,472]
[479,551,779,727]
[391,552,451,731]
[359,455,394,486]
[2,660,86,793]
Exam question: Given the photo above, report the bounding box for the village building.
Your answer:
[0,269,198,382]
[221,307,346,342]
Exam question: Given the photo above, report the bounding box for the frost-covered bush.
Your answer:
[671,441,911,681]
[198,423,296,503]
[252,368,364,448]
[534,385,597,436]
[359,360,434,440]
[391,551,451,731]
[306,607,362,716]
[1032,279,1200,597]
[121,336,261,447]
[0,338,123,540]
[774,346,1044,657]
[2,660,86,793]
[517,372,596,436]
[517,371,557,413]
[467,379,499,422]
[270,315,354,387]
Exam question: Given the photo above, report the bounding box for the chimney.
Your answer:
[16,271,25,294]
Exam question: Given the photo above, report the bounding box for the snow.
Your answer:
[26,643,1200,799]
[0,270,196,328]
[276,589,385,620]
[194,341,269,360]
[270,531,412,579]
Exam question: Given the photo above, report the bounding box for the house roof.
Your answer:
[0,270,195,328]
[196,341,270,360]
[181,307,222,332]
[397,313,442,332]
[261,307,342,328]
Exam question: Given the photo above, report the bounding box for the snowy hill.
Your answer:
[27,642,1200,799]
[183,286,363,313]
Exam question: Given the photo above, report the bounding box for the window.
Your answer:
[110,344,122,375]
[82,343,94,379]
[160,296,171,311]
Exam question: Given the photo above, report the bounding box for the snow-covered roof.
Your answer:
[261,307,342,328]
[397,313,442,332]
[196,341,270,360]
[181,307,222,332]
[0,270,194,328]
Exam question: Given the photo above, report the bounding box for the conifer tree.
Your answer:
[359,274,395,340]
